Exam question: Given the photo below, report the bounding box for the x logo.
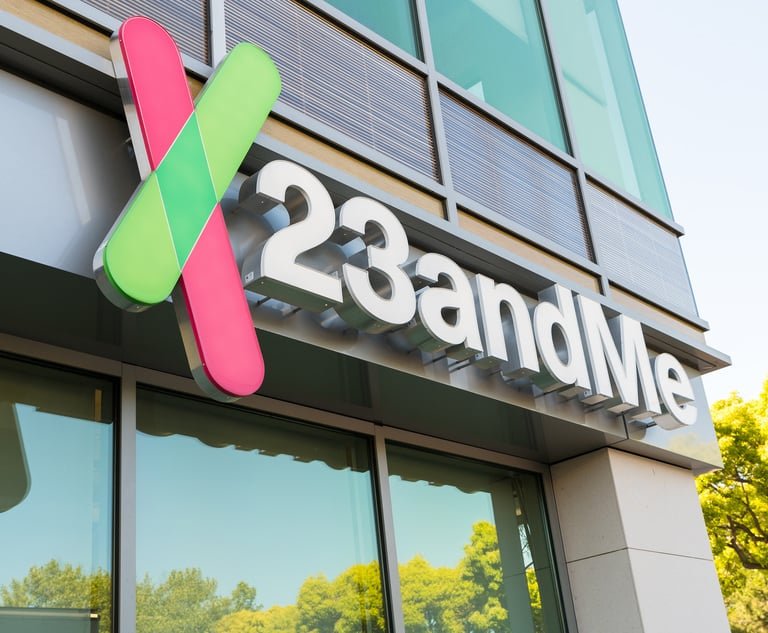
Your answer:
[94,17,281,400]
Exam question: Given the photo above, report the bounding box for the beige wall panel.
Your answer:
[261,117,445,219]
[551,448,626,562]
[2,0,110,57]
[457,211,600,292]
[608,449,713,559]
[628,549,729,633]
[611,285,707,343]
[566,549,644,633]
[552,448,729,633]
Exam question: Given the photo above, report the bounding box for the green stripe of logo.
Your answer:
[103,44,281,307]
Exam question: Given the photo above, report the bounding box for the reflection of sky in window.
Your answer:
[388,475,494,568]
[136,432,379,607]
[0,405,113,588]
[0,401,538,610]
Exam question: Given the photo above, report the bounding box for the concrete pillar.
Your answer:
[551,448,729,633]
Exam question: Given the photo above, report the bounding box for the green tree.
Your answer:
[399,521,544,633]
[136,568,259,633]
[296,574,337,633]
[294,563,385,633]
[458,521,509,633]
[215,606,298,633]
[332,562,386,633]
[1,524,544,633]
[231,581,262,612]
[698,381,768,631]
[399,555,468,633]
[0,560,111,632]
[524,568,542,633]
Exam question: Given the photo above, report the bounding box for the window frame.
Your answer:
[0,347,119,633]
[0,333,578,633]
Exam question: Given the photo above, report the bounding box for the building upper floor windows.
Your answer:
[317,0,672,218]
[324,0,421,57]
[425,0,568,151]
[73,0,676,221]
[547,0,673,218]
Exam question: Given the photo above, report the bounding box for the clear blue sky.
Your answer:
[618,0,768,403]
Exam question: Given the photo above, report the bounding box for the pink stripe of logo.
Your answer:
[117,17,265,399]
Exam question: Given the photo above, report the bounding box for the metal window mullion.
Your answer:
[539,467,580,633]
[536,0,581,162]
[436,75,578,169]
[427,76,458,222]
[585,171,685,235]
[576,166,609,279]
[116,365,137,633]
[537,0,607,274]
[373,429,406,633]
[296,0,428,74]
[411,0,457,222]
[209,0,227,65]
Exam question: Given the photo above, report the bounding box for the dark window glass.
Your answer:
[388,445,566,633]
[546,0,672,218]
[136,389,385,633]
[426,0,566,150]
[0,358,114,633]
[325,0,420,57]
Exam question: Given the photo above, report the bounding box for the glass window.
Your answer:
[136,389,385,633]
[546,0,672,218]
[387,445,565,633]
[426,0,566,150]
[325,0,420,57]
[0,357,114,633]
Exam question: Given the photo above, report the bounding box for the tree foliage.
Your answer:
[399,555,466,633]
[460,520,509,633]
[698,380,768,632]
[136,568,257,633]
[215,605,298,633]
[0,560,111,632]
[1,522,546,633]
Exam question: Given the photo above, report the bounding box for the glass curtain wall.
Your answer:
[324,0,420,57]
[320,0,670,218]
[0,357,115,633]
[387,445,565,633]
[424,0,567,150]
[0,355,570,633]
[545,0,673,218]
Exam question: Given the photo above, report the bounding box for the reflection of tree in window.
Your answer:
[388,445,564,633]
[133,389,387,633]
[0,358,114,632]
[2,522,544,633]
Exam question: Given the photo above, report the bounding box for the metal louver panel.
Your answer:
[81,0,209,62]
[225,0,438,180]
[440,91,592,260]
[586,183,697,316]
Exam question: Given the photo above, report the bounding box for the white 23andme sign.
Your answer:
[237,160,696,431]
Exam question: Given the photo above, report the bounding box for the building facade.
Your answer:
[0,1,731,632]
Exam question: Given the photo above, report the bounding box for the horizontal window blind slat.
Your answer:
[225,0,438,180]
[586,183,697,316]
[81,0,209,62]
[440,91,592,260]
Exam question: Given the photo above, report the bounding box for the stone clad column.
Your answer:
[551,448,729,633]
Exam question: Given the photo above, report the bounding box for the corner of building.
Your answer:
[551,447,729,632]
